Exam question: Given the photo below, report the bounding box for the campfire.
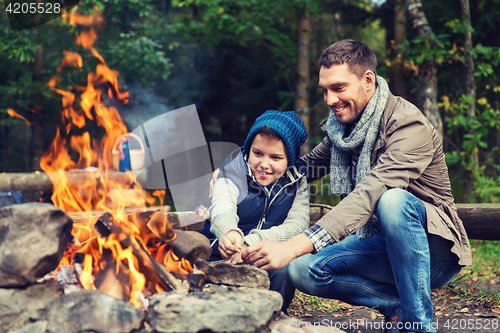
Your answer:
[7,8,203,304]
[12,10,203,309]
[1,10,288,333]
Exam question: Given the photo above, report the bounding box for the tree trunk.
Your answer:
[392,0,408,99]
[460,0,478,202]
[295,9,311,156]
[405,0,443,139]
[31,43,44,171]
[460,0,475,118]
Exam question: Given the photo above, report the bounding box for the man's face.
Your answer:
[318,64,375,125]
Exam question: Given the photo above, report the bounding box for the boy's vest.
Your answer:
[200,148,306,258]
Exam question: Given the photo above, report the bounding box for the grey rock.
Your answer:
[147,285,283,332]
[0,279,63,332]
[194,260,270,289]
[7,320,48,333]
[0,203,73,287]
[44,290,145,333]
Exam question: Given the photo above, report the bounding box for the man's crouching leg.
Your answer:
[288,231,401,320]
[376,188,434,333]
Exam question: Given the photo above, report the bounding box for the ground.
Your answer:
[288,279,500,333]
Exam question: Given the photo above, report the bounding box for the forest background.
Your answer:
[2,0,500,313]
[1,0,500,206]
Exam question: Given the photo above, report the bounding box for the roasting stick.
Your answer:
[195,205,242,252]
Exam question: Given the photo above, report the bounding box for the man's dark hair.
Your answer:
[319,39,377,78]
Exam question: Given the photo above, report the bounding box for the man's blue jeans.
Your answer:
[288,189,463,333]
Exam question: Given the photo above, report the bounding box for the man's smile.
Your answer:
[333,104,348,114]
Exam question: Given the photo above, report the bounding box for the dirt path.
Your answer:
[288,284,500,333]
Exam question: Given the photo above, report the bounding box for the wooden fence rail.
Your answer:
[310,203,500,241]
[2,172,499,240]
[65,203,500,241]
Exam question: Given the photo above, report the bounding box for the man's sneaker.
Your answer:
[383,312,401,333]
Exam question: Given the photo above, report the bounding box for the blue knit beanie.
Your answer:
[244,110,308,166]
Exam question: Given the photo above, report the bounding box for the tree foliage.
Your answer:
[2,0,499,204]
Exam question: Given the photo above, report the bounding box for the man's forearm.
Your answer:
[286,233,315,259]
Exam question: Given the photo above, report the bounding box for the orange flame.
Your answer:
[31,11,193,306]
[57,51,83,73]
[7,109,34,125]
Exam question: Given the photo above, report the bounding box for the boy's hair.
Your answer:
[319,39,377,78]
[243,110,308,167]
[257,125,282,142]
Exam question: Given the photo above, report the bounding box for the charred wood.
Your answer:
[94,213,187,292]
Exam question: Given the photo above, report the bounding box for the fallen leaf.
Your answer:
[370,311,377,320]
[435,311,443,316]
[460,307,469,313]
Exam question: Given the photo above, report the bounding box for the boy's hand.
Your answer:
[209,168,220,198]
[225,251,243,264]
[219,230,243,260]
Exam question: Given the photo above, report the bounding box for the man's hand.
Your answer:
[241,234,315,271]
[209,168,220,198]
[219,230,243,261]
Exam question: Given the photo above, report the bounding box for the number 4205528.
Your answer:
[5,2,61,14]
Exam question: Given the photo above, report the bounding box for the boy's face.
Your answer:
[318,63,375,125]
[248,134,288,186]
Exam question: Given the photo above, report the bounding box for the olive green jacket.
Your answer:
[304,93,472,266]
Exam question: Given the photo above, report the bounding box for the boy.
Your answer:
[200,110,310,311]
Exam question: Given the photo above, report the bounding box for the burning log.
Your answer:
[147,210,211,264]
[167,230,211,264]
[147,210,177,242]
[94,212,187,293]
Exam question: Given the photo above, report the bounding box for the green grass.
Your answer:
[442,240,500,309]
[288,290,344,315]
[460,240,500,284]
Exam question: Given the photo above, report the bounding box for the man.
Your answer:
[241,39,471,333]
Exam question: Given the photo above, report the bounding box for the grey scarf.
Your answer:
[326,75,389,239]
